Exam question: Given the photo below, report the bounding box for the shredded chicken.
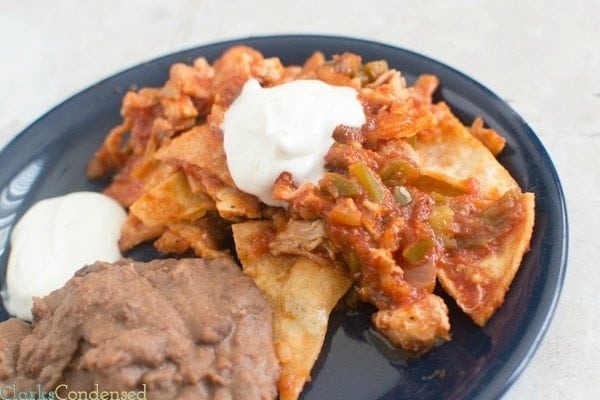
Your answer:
[269,219,330,264]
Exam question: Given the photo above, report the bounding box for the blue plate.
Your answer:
[0,35,567,399]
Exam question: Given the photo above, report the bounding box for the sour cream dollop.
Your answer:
[222,79,366,206]
[2,191,126,321]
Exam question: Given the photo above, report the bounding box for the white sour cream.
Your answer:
[221,79,365,206]
[2,191,126,321]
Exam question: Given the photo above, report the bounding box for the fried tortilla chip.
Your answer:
[232,221,352,400]
[156,124,233,186]
[470,116,506,156]
[104,155,178,207]
[129,170,215,227]
[156,125,262,220]
[155,221,229,259]
[118,214,165,252]
[414,102,518,199]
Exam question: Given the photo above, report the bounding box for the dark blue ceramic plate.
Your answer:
[0,35,567,399]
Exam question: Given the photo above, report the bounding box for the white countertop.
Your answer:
[1,1,598,398]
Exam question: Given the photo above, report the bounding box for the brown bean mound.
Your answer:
[0,258,280,399]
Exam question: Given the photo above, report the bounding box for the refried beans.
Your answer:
[0,257,280,399]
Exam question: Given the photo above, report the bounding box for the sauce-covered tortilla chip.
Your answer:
[437,191,535,325]
[412,102,535,326]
